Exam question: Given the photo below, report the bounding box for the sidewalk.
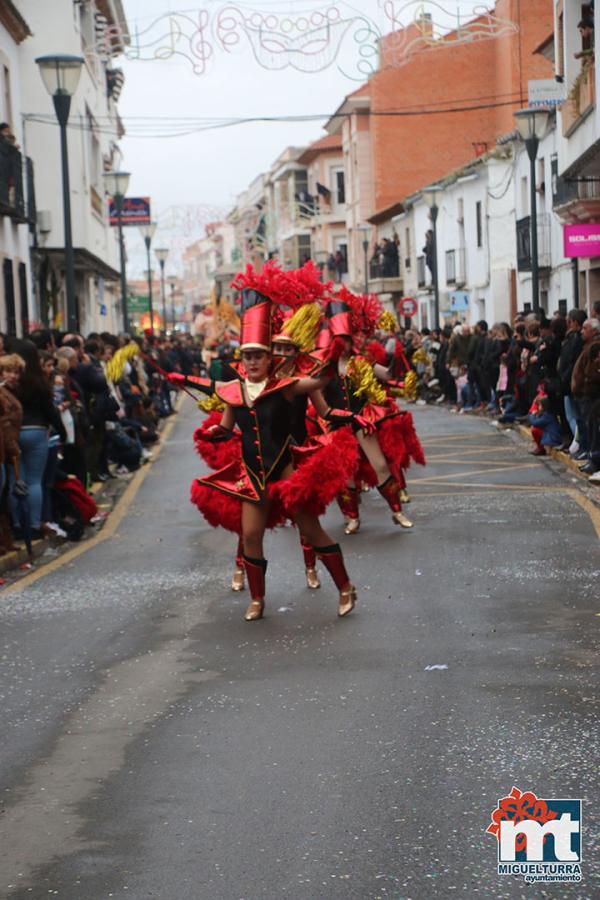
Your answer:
[445,402,600,506]
[0,398,183,584]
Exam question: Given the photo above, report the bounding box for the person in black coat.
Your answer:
[558,309,586,442]
[74,339,118,481]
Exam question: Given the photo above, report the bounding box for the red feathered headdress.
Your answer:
[364,340,387,365]
[231,260,292,308]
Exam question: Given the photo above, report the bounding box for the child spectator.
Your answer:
[528,395,562,456]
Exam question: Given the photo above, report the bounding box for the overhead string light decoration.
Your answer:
[380,1,518,69]
[88,1,511,83]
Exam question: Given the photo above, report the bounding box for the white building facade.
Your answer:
[0,1,32,336]
[395,130,572,330]
[552,1,600,311]
[17,0,128,334]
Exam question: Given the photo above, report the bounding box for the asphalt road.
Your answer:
[0,399,599,900]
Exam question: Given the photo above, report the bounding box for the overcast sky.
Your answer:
[118,1,495,274]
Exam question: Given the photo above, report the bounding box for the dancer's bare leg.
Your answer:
[241,501,271,620]
[356,432,413,528]
[293,509,357,617]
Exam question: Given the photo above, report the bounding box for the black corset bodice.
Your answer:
[324,374,365,417]
[233,389,293,486]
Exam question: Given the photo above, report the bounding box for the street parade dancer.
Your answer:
[172,264,360,621]
[315,291,424,535]
[190,263,343,595]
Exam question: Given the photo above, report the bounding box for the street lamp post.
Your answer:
[167,276,177,331]
[35,54,84,333]
[357,224,372,294]
[139,222,157,332]
[104,170,130,332]
[422,186,442,328]
[514,107,550,315]
[155,247,169,333]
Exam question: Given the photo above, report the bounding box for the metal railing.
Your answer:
[516,213,551,271]
[369,258,400,278]
[0,140,26,222]
[553,174,600,208]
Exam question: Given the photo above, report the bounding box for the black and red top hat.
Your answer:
[240,288,272,351]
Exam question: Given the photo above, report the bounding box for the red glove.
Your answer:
[167,372,185,385]
[354,414,377,435]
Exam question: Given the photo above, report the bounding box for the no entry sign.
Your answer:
[400,296,418,318]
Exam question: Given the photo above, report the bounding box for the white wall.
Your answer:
[0,19,31,333]
[17,0,125,333]
[513,125,572,315]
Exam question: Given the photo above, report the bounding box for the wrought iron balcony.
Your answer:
[0,139,26,223]
[368,258,403,295]
[369,258,400,278]
[553,174,600,222]
[516,213,551,272]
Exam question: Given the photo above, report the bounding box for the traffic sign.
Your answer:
[399,296,418,318]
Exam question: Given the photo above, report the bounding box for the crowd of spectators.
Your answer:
[0,328,203,558]
[391,300,600,484]
[0,301,597,563]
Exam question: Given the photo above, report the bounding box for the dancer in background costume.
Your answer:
[320,294,416,534]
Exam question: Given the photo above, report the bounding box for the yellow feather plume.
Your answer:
[402,369,418,402]
[378,310,398,333]
[282,302,321,351]
[347,356,387,405]
[197,394,225,413]
[106,342,140,383]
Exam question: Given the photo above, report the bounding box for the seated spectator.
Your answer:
[528,395,562,456]
[105,421,142,473]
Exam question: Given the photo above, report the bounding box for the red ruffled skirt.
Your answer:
[193,411,242,470]
[355,407,426,486]
[190,425,359,534]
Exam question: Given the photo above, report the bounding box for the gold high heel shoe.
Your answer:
[231,567,245,592]
[338,584,357,617]
[344,517,360,535]
[399,488,411,504]
[392,511,413,528]
[244,599,265,621]
[305,567,321,589]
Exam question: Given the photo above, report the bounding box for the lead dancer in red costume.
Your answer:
[184,279,360,621]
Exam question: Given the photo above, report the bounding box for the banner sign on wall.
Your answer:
[450,290,470,311]
[109,196,151,226]
[563,223,600,258]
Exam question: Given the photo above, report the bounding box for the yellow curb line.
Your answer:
[567,489,600,541]
[0,396,185,597]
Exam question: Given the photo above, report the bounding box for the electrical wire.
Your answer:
[23,95,529,140]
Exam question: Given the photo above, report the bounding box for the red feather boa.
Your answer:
[272,427,359,516]
[193,411,242,470]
